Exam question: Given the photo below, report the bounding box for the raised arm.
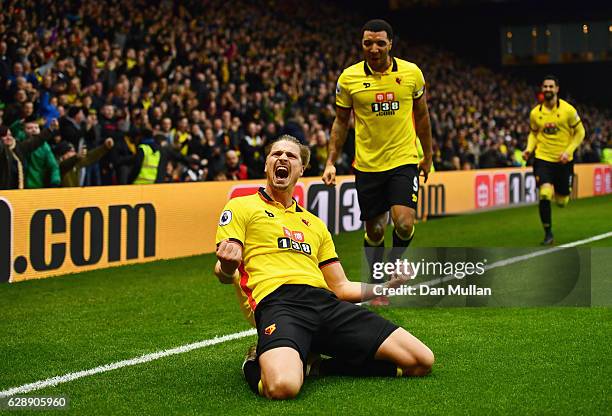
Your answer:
[76,138,113,169]
[322,106,351,186]
[18,120,58,156]
[215,239,243,284]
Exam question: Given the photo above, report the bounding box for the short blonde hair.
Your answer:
[266,135,311,167]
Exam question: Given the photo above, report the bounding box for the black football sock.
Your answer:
[364,234,384,284]
[243,360,263,395]
[539,200,552,235]
[318,358,400,377]
[388,226,415,263]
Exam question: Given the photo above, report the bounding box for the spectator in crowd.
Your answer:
[125,129,190,185]
[20,117,61,188]
[479,140,509,169]
[83,109,104,185]
[158,118,174,145]
[3,89,29,126]
[0,0,608,189]
[98,104,121,184]
[305,129,329,177]
[126,129,164,184]
[181,154,208,182]
[239,121,266,179]
[225,149,248,180]
[0,120,57,189]
[55,138,114,187]
[59,106,85,149]
[172,117,192,156]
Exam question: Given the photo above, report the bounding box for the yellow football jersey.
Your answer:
[336,57,425,172]
[529,99,582,162]
[215,188,338,312]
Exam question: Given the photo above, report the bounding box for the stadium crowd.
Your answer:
[0,0,610,189]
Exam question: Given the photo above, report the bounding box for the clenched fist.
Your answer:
[522,149,531,161]
[215,240,243,283]
[322,164,336,186]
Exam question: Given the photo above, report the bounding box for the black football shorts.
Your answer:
[354,164,419,221]
[254,284,399,365]
[534,158,574,196]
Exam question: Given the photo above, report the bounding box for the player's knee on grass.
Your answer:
[405,349,435,377]
[259,347,303,400]
[539,185,554,201]
[555,194,569,207]
[400,344,434,377]
[262,373,302,400]
[376,328,434,377]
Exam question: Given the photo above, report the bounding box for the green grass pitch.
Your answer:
[1,194,611,415]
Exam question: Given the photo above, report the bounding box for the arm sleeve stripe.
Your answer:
[319,257,340,268]
[336,103,352,109]
[413,86,426,100]
[570,120,582,128]
[216,238,244,248]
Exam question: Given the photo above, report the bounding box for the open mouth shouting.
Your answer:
[265,139,303,192]
[274,164,290,181]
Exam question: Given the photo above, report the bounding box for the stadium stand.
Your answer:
[0,0,610,189]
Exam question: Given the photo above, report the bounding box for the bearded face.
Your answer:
[541,79,559,102]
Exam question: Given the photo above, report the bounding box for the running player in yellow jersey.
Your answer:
[322,19,433,304]
[215,135,434,399]
[523,75,585,245]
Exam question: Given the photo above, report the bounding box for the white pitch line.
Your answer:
[410,230,612,289]
[487,230,612,269]
[357,230,612,300]
[2,231,611,397]
[397,231,612,290]
[0,329,256,398]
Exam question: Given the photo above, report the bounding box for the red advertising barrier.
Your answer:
[1,164,609,282]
